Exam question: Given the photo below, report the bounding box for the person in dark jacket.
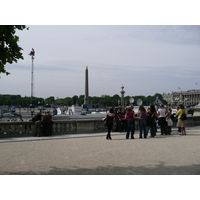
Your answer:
[106,108,115,140]
[33,112,42,137]
[146,104,158,137]
[42,111,53,136]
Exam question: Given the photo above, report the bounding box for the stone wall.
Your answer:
[0,116,199,138]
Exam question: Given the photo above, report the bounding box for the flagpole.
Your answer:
[31,55,34,103]
[29,48,35,105]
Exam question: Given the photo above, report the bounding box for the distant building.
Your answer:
[163,90,200,107]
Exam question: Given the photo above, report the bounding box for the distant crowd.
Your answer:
[104,104,187,140]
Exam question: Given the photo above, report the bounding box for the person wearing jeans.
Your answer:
[138,105,147,138]
[125,106,135,139]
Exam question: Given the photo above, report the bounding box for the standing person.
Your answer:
[53,107,57,115]
[138,105,147,138]
[42,111,53,136]
[105,108,115,140]
[146,104,157,137]
[118,108,126,132]
[176,104,187,135]
[125,106,135,139]
[157,104,167,135]
[176,106,181,132]
[166,107,173,135]
[114,108,121,132]
[146,108,150,136]
[33,112,42,137]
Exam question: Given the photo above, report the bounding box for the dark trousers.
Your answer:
[107,123,113,138]
[167,126,172,135]
[139,121,147,138]
[34,121,42,136]
[43,122,53,136]
[159,117,167,135]
[126,119,135,139]
[150,124,156,137]
[122,120,127,131]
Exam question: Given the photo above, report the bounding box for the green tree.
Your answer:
[78,95,84,105]
[72,95,78,105]
[45,96,55,104]
[64,97,72,106]
[0,25,28,75]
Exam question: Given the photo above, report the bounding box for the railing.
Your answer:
[0,116,200,138]
[0,120,108,138]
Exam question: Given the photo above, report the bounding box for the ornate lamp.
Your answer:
[30,104,35,117]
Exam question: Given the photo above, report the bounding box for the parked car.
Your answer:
[3,113,15,117]
[80,111,87,115]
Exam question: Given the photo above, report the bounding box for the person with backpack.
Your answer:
[138,105,147,138]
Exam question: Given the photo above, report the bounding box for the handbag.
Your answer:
[180,113,187,120]
[102,116,110,126]
[166,118,173,126]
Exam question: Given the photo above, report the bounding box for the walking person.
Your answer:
[176,104,187,135]
[138,105,147,138]
[105,108,115,140]
[157,104,167,135]
[125,106,135,139]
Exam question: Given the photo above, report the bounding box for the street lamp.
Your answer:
[19,105,21,116]
[45,103,51,112]
[30,104,35,117]
[120,85,125,112]
[38,101,44,113]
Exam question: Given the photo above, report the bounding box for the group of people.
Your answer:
[33,111,53,137]
[104,104,187,140]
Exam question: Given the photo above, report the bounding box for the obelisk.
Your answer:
[84,66,89,106]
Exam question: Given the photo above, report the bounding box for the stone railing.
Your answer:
[0,116,200,138]
[0,120,108,138]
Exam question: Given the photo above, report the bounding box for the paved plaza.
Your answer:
[0,127,200,175]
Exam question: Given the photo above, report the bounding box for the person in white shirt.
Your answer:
[157,104,167,135]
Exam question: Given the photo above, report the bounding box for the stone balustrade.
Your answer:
[0,116,200,138]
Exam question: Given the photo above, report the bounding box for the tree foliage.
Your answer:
[0,25,28,75]
[0,93,167,107]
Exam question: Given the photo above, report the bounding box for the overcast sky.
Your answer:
[1,24,200,99]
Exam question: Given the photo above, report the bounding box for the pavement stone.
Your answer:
[0,126,200,175]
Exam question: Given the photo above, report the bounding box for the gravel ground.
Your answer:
[0,127,200,175]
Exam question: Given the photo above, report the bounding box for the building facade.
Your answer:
[163,90,200,107]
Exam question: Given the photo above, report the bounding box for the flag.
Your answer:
[29,48,35,56]
[31,48,35,56]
